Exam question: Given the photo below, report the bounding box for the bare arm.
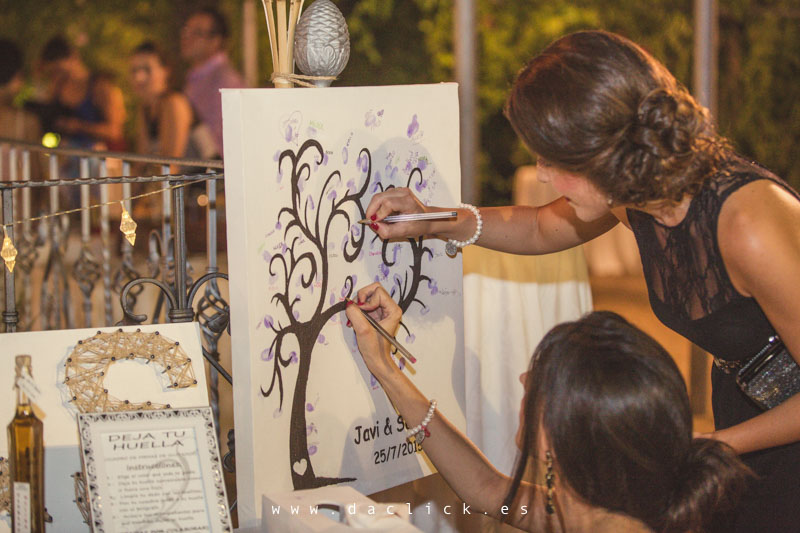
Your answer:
[157,93,193,174]
[345,283,557,531]
[365,187,618,255]
[712,180,800,454]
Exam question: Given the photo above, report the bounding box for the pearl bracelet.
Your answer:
[445,203,482,256]
[406,399,437,445]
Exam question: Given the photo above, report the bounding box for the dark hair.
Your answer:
[40,35,74,63]
[190,7,230,40]
[0,39,23,86]
[504,311,750,532]
[505,30,729,205]
[132,41,170,67]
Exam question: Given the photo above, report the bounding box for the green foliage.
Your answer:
[718,0,800,187]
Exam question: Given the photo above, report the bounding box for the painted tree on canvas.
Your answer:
[259,138,436,489]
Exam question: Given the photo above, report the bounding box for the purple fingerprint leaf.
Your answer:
[420,306,430,315]
[308,196,315,210]
[262,250,272,262]
[308,445,318,456]
[379,263,390,279]
[306,424,316,436]
[273,150,281,161]
[428,279,439,295]
[276,169,283,183]
[290,351,299,364]
[407,114,420,138]
[293,310,300,319]
[273,408,282,418]
[415,179,428,192]
[327,189,337,201]
[276,221,282,230]
[418,158,428,170]
[406,333,416,344]
[306,402,315,412]
[281,243,288,254]
[297,178,304,192]
[346,179,355,190]
[317,334,326,344]
[322,152,329,165]
[330,292,336,306]
[361,154,369,172]
[342,146,349,164]
[263,315,274,328]
[261,347,274,361]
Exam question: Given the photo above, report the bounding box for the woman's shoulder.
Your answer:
[158,92,192,117]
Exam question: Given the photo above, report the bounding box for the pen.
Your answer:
[357,211,458,225]
[345,298,418,364]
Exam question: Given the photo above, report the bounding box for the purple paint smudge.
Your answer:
[407,115,419,138]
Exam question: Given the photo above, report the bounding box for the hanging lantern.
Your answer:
[1,227,18,273]
[119,202,137,246]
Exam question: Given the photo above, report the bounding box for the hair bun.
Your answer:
[629,88,698,159]
[662,438,750,533]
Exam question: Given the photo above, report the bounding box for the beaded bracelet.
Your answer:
[445,204,482,256]
[406,399,437,445]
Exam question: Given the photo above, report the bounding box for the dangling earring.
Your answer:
[545,451,555,515]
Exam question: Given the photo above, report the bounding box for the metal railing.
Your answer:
[0,136,232,437]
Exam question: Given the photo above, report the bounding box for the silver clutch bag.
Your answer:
[736,335,800,410]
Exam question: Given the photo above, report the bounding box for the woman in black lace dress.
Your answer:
[364,30,800,532]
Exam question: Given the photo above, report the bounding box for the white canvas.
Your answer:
[222,84,466,527]
[0,323,210,532]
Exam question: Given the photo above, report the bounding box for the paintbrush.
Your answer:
[345,298,417,364]
[357,211,458,225]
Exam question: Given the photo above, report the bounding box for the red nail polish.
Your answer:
[346,300,353,307]
[357,300,364,306]
[346,320,352,327]
[371,223,379,231]
[370,214,377,221]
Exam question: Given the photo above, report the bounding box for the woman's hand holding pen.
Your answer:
[365,187,440,240]
[345,283,403,377]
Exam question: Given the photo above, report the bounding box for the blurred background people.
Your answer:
[180,7,245,159]
[0,38,40,145]
[130,41,193,168]
[37,35,126,152]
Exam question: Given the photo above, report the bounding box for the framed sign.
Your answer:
[0,322,210,533]
[76,407,231,533]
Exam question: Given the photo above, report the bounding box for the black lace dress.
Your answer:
[627,155,800,533]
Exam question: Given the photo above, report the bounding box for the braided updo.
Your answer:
[505,30,729,205]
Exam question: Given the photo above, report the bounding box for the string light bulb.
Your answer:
[1,227,18,273]
[119,202,137,246]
